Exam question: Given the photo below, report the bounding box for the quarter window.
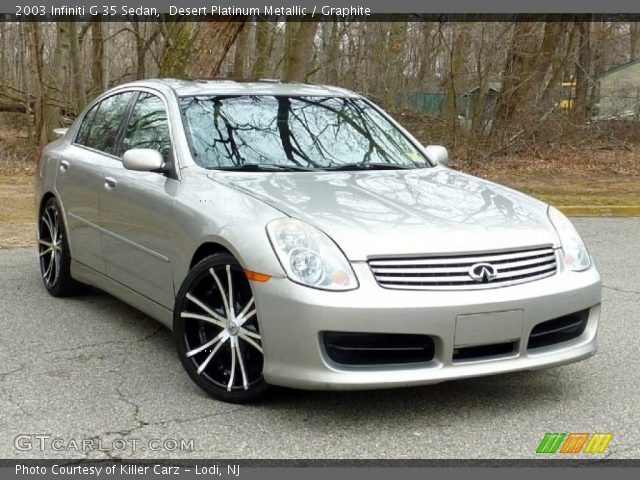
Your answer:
[122,93,172,161]
[75,104,97,146]
[76,92,135,155]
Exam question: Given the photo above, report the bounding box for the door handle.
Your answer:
[104,177,117,190]
[59,160,70,173]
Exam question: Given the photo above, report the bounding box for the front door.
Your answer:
[98,92,177,309]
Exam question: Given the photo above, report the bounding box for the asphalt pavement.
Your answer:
[0,218,638,459]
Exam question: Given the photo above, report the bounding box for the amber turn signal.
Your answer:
[244,270,272,282]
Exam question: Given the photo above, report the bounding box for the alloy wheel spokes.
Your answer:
[187,330,228,358]
[197,336,228,375]
[234,338,249,390]
[183,264,263,391]
[226,265,235,317]
[238,331,263,354]
[240,327,261,340]
[53,250,61,283]
[183,294,227,326]
[237,297,254,319]
[227,340,237,391]
[236,308,256,327]
[40,205,62,286]
[210,267,231,319]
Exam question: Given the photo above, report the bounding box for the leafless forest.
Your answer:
[1,19,640,164]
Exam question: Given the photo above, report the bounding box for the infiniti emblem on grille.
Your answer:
[469,263,498,283]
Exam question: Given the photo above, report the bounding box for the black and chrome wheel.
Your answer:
[174,253,268,403]
[38,197,78,297]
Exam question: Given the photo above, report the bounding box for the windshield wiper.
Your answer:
[211,164,314,172]
[323,162,418,171]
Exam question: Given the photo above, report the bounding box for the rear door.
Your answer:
[55,91,135,273]
[98,92,178,309]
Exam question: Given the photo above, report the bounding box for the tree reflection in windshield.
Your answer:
[179,95,429,170]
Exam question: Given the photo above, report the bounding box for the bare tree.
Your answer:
[232,21,251,79]
[27,22,47,145]
[252,19,272,79]
[69,20,86,114]
[493,22,544,134]
[283,21,318,82]
[160,21,244,79]
[190,20,245,78]
[90,20,104,98]
[631,22,640,61]
[573,21,591,122]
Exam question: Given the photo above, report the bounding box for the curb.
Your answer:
[558,205,640,216]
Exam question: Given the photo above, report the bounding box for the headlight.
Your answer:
[267,218,358,291]
[548,206,591,271]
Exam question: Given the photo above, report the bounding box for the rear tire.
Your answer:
[37,197,80,297]
[174,253,269,403]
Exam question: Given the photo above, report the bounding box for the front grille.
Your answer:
[322,332,435,366]
[369,246,558,290]
[527,309,590,349]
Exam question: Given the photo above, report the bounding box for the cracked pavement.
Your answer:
[0,218,638,459]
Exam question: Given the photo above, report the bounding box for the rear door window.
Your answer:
[76,92,135,156]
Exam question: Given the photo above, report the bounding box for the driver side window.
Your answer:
[122,93,172,161]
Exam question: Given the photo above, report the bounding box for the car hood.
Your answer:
[208,168,558,261]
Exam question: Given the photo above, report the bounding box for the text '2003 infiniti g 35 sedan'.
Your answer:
[35,79,601,402]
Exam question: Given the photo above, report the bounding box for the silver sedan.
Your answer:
[35,79,601,402]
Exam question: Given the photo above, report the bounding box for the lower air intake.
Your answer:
[527,309,590,349]
[322,332,435,366]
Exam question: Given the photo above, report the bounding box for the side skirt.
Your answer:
[71,260,174,330]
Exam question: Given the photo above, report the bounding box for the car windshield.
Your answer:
[179,95,431,170]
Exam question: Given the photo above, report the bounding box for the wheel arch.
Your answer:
[38,191,57,218]
[190,242,234,269]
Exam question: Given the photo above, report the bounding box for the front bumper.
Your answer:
[251,262,601,390]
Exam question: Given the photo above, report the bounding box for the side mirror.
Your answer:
[122,148,165,172]
[53,128,68,139]
[424,145,450,167]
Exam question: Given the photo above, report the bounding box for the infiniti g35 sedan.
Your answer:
[35,79,601,402]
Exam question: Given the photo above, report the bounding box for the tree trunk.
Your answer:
[573,21,591,123]
[443,27,468,141]
[588,22,606,115]
[324,20,340,85]
[493,22,544,134]
[232,21,250,80]
[69,20,85,115]
[27,22,47,146]
[540,22,575,105]
[190,20,244,78]
[252,19,271,79]
[383,22,408,109]
[631,22,640,61]
[159,22,193,78]
[90,20,104,99]
[134,20,146,79]
[20,23,33,142]
[283,21,318,82]
[160,21,243,79]
[531,21,564,110]
[45,22,70,141]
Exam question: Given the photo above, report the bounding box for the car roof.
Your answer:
[118,78,359,98]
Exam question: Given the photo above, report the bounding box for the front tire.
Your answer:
[174,253,269,403]
[37,197,79,297]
